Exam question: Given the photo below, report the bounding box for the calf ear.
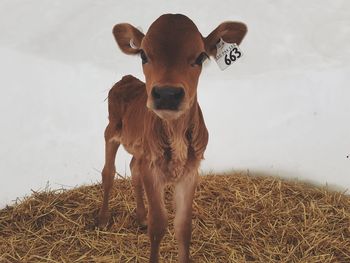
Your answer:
[204,22,247,57]
[113,23,145,55]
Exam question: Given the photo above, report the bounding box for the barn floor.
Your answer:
[0,173,349,263]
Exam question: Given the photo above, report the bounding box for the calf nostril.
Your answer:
[152,88,161,99]
[173,89,185,100]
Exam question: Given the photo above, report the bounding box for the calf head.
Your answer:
[113,14,247,120]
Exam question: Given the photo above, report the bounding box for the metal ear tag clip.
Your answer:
[129,26,143,49]
[130,39,138,49]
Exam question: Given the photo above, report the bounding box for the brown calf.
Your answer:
[98,14,247,262]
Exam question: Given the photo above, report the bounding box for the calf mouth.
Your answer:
[152,108,185,120]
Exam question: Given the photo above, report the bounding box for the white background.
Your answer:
[1,0,349,207]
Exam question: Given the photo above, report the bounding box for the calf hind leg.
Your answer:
[98,124,120,227]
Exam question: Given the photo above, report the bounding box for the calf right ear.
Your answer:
[205,22,247,57]
[113,23,145,55]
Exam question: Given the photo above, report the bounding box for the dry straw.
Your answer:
[1,173,349,262]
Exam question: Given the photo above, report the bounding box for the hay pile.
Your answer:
[1,173,350,262]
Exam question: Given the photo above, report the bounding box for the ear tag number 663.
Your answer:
[215,38,243,71]
[224,47,241,65]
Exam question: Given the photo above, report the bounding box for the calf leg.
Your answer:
[143,174,168,263]
[130,157,147,227]
[98,124,120,227]
[174,173,198,263]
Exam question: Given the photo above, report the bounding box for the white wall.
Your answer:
[1,0,349,207]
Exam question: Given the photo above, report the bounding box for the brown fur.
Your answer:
[98,14,247,263]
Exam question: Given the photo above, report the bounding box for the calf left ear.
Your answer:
[113,23,145,55]
[205,22,247,57]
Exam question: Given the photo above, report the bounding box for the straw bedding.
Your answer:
[0,173,349,262]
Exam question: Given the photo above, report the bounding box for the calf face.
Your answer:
[113,14,247,120]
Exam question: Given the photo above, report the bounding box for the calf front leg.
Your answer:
[130,157,147,227]
[174,173,198,263]
[143,173,168,263]
[98,124,120,227]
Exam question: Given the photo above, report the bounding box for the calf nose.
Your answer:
[151,86,185,110]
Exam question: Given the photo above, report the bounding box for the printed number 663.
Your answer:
[224,48,241,65]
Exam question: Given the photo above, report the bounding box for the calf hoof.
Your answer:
[137,218,148,230]
[136,211,147,230]
[97,211,110,228]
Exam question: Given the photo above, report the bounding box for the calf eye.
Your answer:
[140,50,148,64]
[192,52,209,66]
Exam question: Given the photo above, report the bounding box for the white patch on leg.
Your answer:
[109,134,121,143]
